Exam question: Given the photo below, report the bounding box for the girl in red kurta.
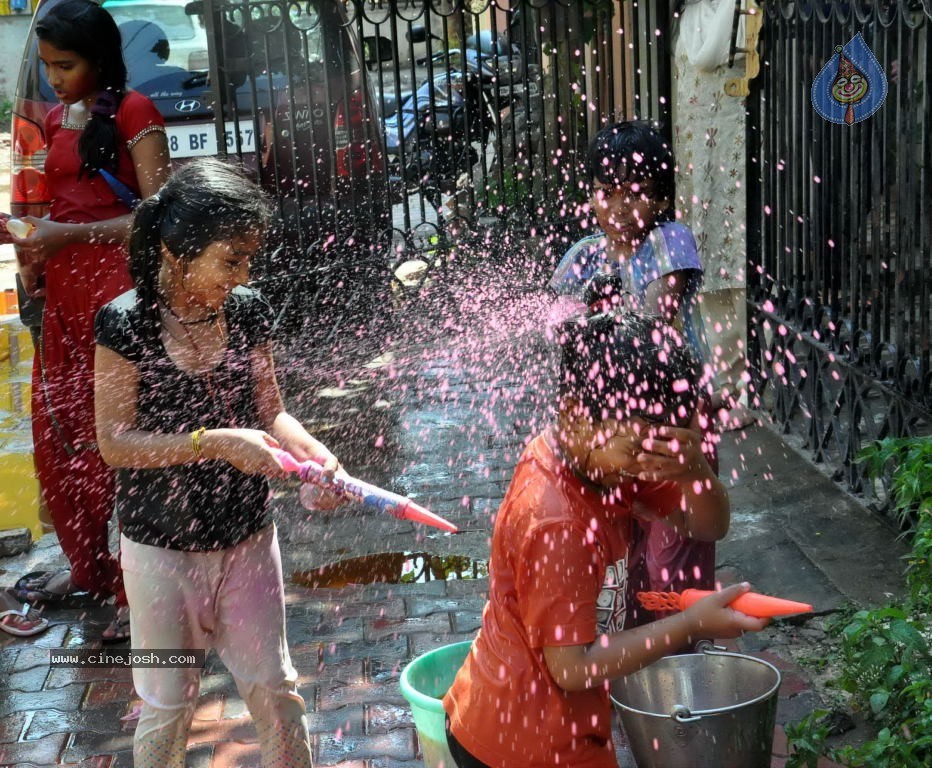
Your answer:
[9,0,170,642]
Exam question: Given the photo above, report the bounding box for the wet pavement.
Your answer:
[0,320,909,767]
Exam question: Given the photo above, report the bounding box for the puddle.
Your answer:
[293,552,488,588]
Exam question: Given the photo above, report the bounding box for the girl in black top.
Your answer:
[94,158,340,767]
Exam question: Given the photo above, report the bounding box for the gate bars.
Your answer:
[746,0,932,514]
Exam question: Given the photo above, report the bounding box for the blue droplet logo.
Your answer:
[811,33,887,125]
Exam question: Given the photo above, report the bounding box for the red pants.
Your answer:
[31,243,133,606]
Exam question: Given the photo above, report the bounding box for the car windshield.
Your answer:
[105,3,197,41]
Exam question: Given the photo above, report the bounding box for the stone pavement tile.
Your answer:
[366,613,452,642]
[364,702,413,734]
[10,645,53,671]
[0,733,67,766]
[221,695,249,720]
[315,727,417,765]
[61,731,135,763]
[1,663,49,692]
[299,615,366,645]
[302,601,407,629]
[0,712,25,743]
[0,685,85,718]
[404,595,485,618]
[307,705,365,737]
[777,690,823,726]
[25,703,125,740]
[408,632,473,659]
[193,691,224,724]
[46,664,133,688]
[451,610,482,634]
[209,740,260,768]
[109,752,135,768]
[49,757,113,768]
[318,676,407,711]
[322,637,408,666]
[293,656,361,688]
[184,743,213,768]
[83,681,136,709]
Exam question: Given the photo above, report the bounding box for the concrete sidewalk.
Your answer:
[0,337,908,767]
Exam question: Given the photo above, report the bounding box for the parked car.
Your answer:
[10,0,392,349]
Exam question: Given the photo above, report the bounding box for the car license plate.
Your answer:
[166,121,256,158]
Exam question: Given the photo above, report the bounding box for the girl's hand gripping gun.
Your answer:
[637,589,813,618]
[274,449,458,533]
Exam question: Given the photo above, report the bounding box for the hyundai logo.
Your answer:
[174,99,201,113]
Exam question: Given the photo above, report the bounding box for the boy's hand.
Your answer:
[637,422,711,482]
[683,583,770,639]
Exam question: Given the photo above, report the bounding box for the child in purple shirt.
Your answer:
[550,121,716,626]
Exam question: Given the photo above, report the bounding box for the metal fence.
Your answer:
[202,0,673,354]
[746,0,932,511]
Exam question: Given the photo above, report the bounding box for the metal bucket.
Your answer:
[610,644,781,768]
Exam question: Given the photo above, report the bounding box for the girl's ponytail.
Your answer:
[128,193,166,343]
[80,87,126,176]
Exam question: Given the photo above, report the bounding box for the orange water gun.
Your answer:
[637,589,813,618]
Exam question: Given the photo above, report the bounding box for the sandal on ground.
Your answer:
[0,589,50,637]
[11,570,92,607]
[101,607,131,645]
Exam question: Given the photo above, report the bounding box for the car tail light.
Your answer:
[334,90,383,177]
[11,114,49,205]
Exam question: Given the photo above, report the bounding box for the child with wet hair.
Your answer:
[551,120,718,625]
[442,311,765,768]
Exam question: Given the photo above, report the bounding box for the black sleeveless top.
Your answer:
[95,285,274,551]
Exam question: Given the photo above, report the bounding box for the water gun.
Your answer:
[274,449,458,533]
[636,589,813,618]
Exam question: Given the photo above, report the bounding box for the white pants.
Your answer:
[121,525,312,768]
[700,286,749,403]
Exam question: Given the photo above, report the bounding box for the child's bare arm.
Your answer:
[543,583,767,692]
[635,412,729,541]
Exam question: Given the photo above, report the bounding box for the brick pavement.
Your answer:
[0,334,900,766]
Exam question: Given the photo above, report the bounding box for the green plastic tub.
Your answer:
[400,640,472,768]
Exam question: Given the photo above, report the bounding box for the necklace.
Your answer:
[156,291,219,325]
[157,296,236,426]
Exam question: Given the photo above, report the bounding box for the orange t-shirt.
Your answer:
[444,434,648,768]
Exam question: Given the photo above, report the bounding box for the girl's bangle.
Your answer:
[191,427,207,460]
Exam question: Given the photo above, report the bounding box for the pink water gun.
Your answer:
[637,589,813,618]
[274,449,458,533]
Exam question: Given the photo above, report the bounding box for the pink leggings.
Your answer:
[121,525,312,767]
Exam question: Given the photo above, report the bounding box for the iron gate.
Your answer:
[746,0,932,514]
[199,0,673,356]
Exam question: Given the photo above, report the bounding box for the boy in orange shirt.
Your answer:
[442,311,766,767]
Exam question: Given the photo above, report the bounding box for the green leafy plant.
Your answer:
[785,710,832,768]
[786,437,932,767]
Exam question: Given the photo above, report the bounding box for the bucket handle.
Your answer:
[671,704,702,723]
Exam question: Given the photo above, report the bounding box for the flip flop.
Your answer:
[11,570,93,607]
[101,610,131,645]
[0,598,50,638]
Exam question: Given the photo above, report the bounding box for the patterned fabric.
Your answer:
[672,0,748,292]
